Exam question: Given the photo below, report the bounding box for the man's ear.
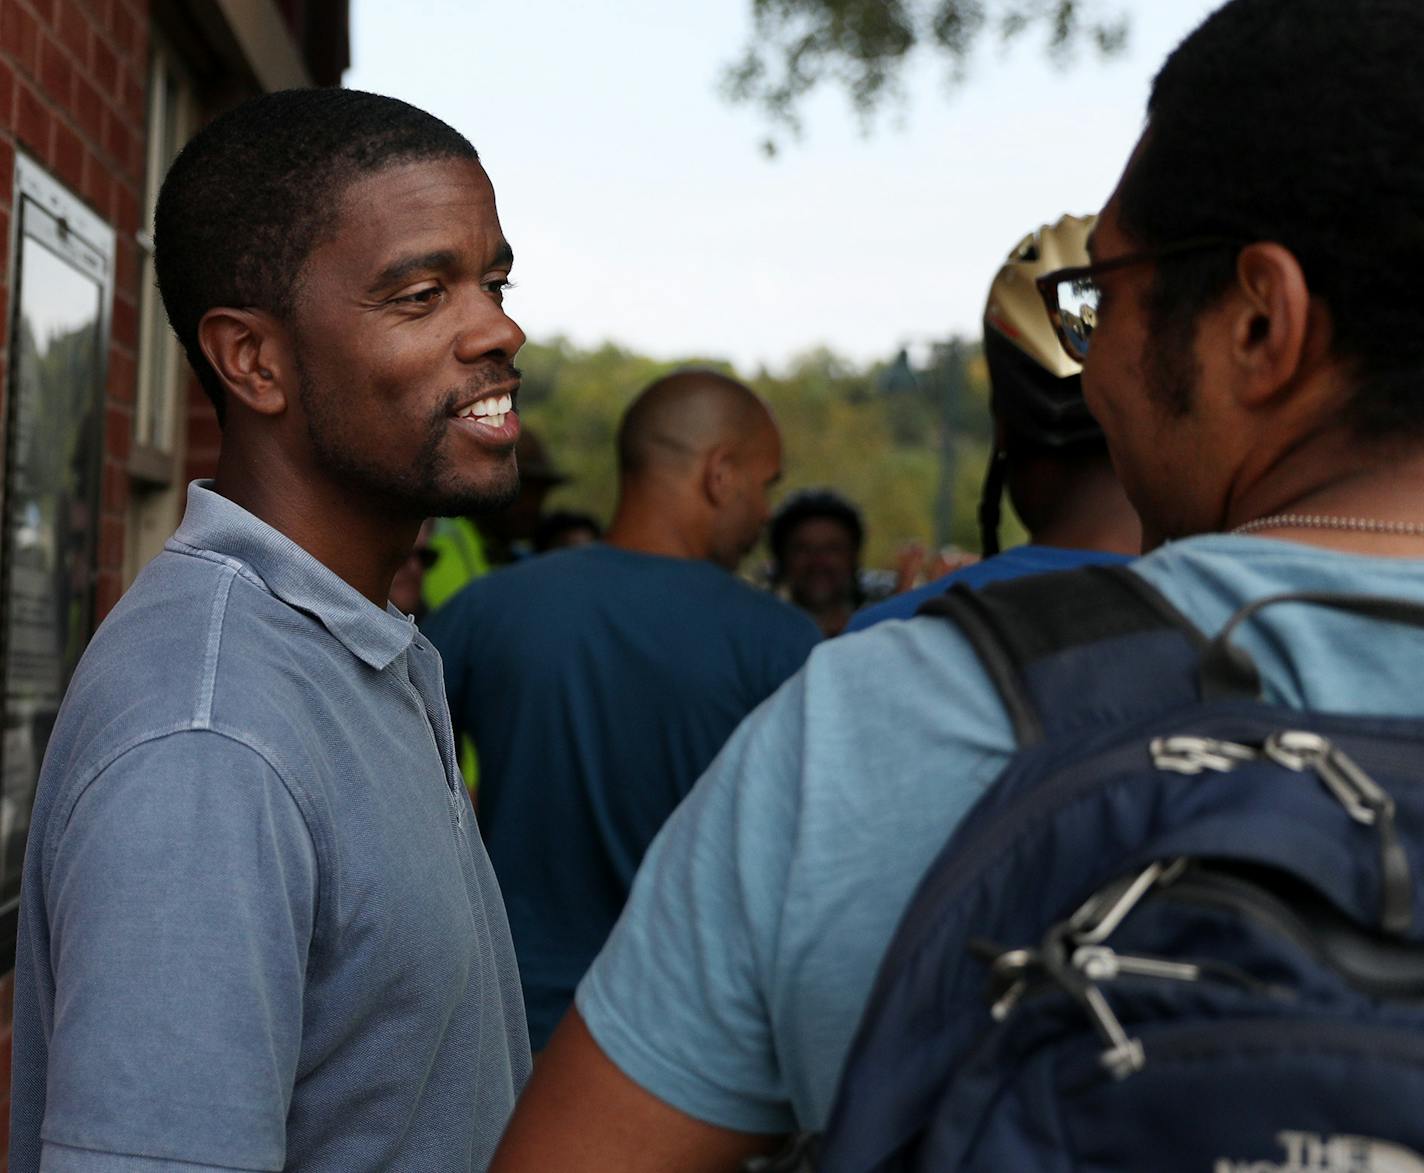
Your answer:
[702,444,737,507]
[1228,242,1326,406]
[196,307,294,417]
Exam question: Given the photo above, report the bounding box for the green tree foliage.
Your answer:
[723,0,1128,152]
[520,336,1010,574]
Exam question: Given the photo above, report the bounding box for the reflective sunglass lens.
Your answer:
[1057,279,1099,360]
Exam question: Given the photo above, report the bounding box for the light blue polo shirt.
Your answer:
[10,483,530,1171]
[579,535,1424,1134]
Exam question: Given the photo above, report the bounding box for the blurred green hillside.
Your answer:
[517,337,1025,574]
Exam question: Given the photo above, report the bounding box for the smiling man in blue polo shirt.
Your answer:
[10,89,532,1171]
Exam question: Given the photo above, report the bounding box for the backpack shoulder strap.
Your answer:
[917,563,1214,746]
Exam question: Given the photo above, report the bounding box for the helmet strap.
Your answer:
[978,448,1009,557]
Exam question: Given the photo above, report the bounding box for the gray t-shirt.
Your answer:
[10,483,531,1171]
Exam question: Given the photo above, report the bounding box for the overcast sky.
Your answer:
[346,0,1222,374]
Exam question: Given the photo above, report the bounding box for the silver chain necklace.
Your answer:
[1231,513,1424,537]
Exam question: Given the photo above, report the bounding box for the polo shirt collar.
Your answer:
[170,481,417,672]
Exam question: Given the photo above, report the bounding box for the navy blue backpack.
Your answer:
[804,565,1424,1172]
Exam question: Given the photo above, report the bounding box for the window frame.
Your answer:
[130,39,194,486]
[0,154,116,970]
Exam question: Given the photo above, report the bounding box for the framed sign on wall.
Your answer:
[0,155,115,971]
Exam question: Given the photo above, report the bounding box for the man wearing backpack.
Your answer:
[491,1,1424,1169]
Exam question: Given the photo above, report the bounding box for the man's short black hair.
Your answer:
[1117,0,1424,437]
[768,489,864,572]
[154,88,479,422]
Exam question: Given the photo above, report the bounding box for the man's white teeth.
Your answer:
[459,393,514,426]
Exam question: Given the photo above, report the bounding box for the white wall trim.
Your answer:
[214,0,313,91]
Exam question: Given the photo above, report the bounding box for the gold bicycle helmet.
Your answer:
[979,214,1102,554]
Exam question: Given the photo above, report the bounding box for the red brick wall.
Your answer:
[0,2,149,1157]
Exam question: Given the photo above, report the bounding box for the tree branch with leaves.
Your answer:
[722,0,1128,153]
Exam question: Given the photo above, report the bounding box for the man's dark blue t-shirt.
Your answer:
[424,543,820,1048]
[847,544,1134,631]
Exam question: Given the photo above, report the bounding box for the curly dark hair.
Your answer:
[768,488,864,575]
[154,88,479,423]
[1117,0,1424,436]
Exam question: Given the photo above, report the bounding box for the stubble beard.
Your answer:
[1142,289,1200,420]
[296,364,521,521]
[1136,319,1204,540]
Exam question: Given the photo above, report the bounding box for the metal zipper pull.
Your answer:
[1265,731,1367,817]
[1081,984,1146,1079]
[990,979,1027,1022]
[985,947,1036,1021]
[1150,735,1258,775]
[1069,858,1188,944]
[1326,743,1412,936]
[1322,742,1394,824]
[1072,944,1202,983]
[1264,731,1412,935]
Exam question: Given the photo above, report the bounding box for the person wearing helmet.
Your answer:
[847,214,1141,632]
[768,488,867,637]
